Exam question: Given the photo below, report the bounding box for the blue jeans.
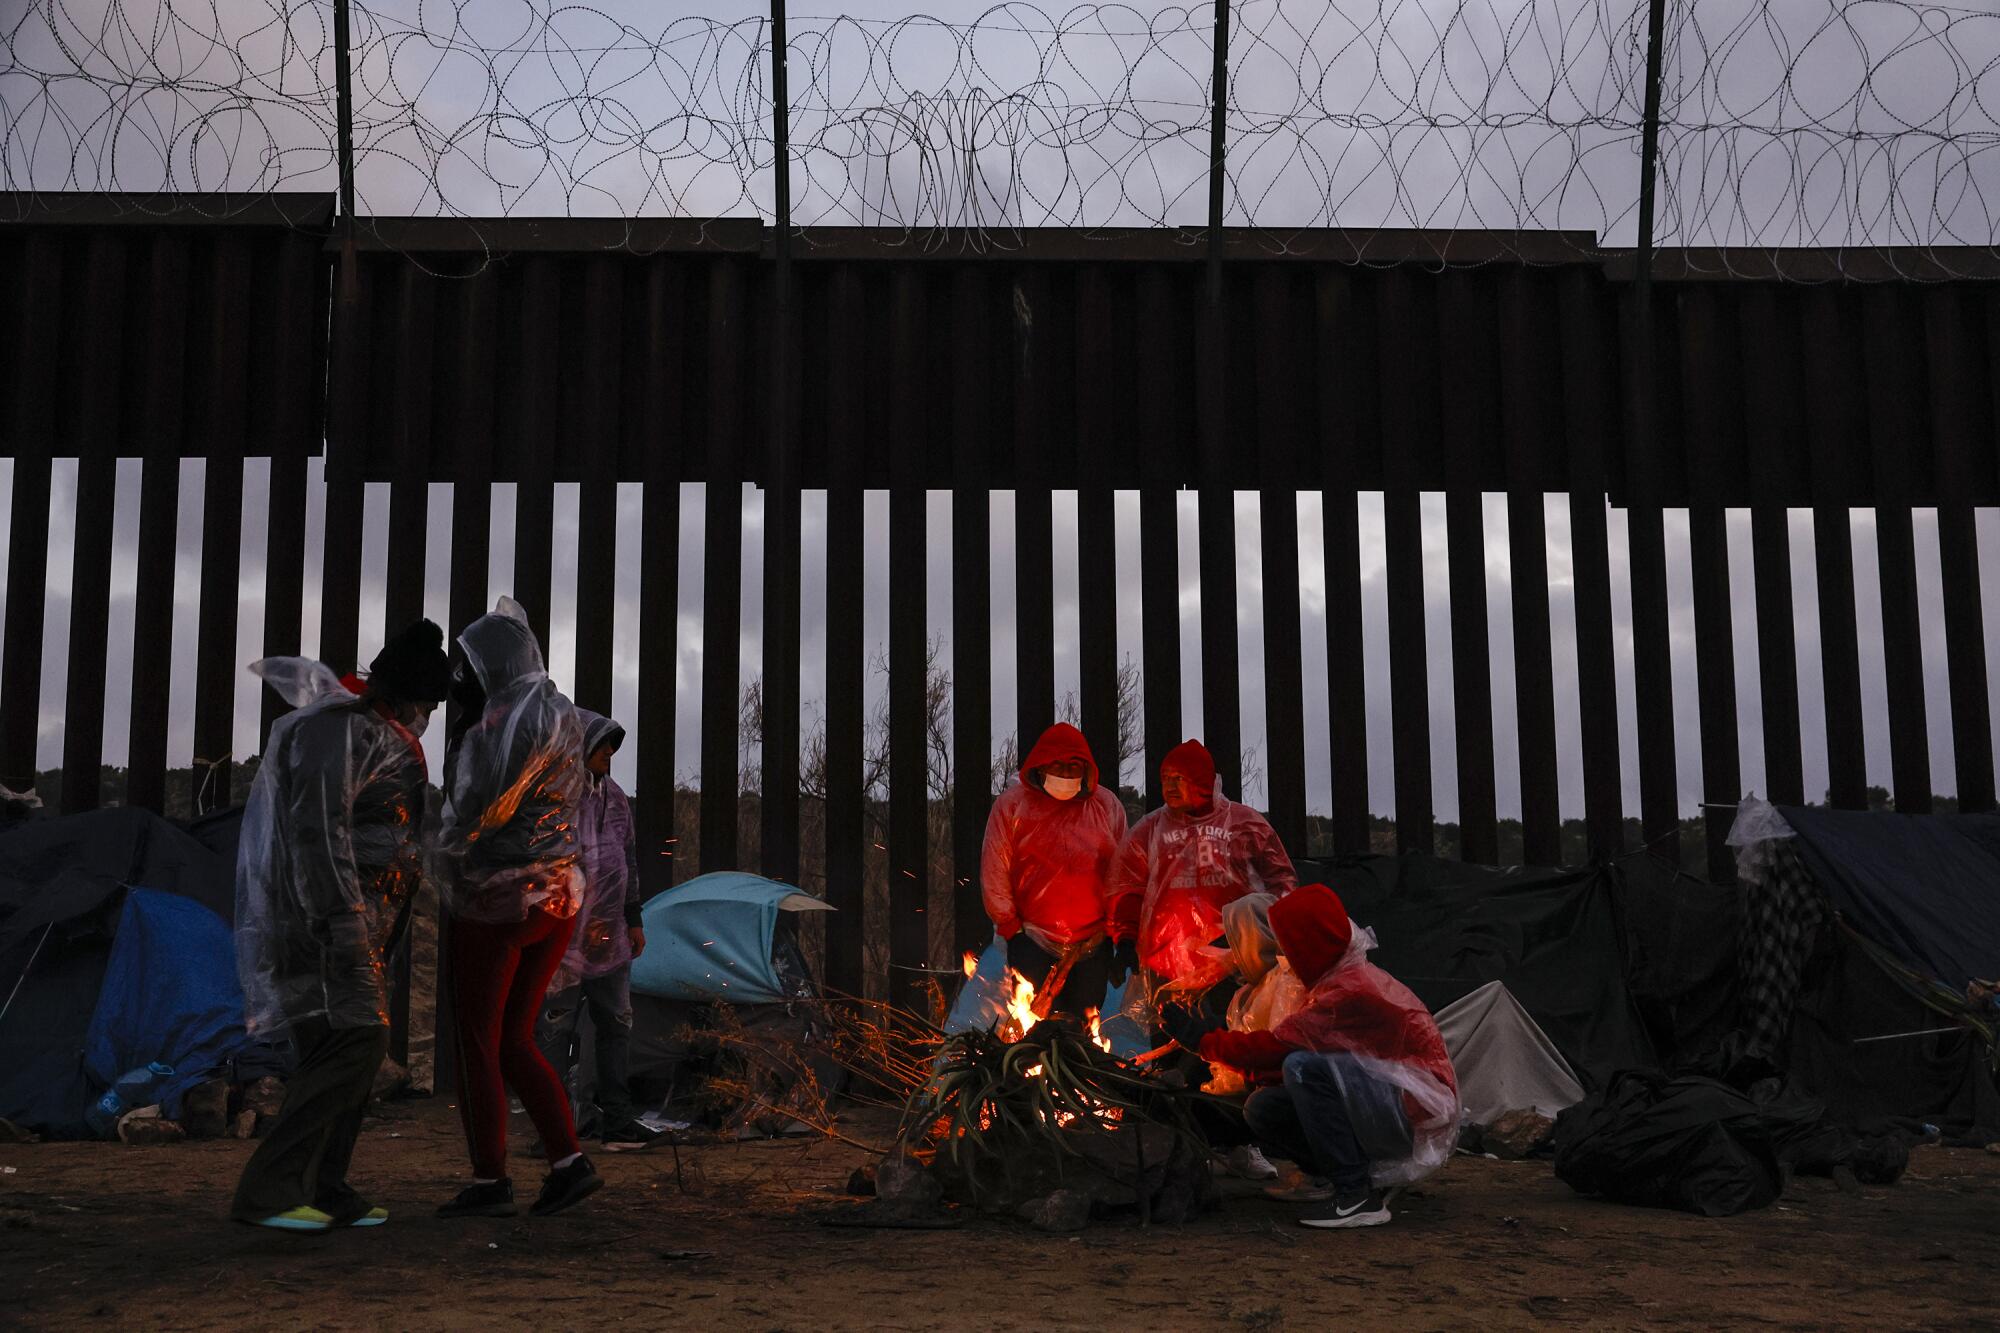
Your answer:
[1242,1050,1413,1192]
[536,967,636,1129]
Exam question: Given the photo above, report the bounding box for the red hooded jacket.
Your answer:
[980,724,1129,946]
[1200,885,1458,1121]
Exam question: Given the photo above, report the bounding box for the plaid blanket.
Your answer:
[1736,841,1827,1060]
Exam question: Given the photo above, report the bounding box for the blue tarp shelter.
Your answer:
[630,871,832,1006]
[0,807,262,1138]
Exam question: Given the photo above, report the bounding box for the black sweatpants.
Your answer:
[231,1019,388,1223]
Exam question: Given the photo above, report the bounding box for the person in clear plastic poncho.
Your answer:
[435,597,602,1221]
[536,710,660,1151]
[1201,884,1461,1230]
[229,619,449,1233]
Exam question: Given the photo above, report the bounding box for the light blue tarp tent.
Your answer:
[944,933,1150,1058]
[630,871,832,1005]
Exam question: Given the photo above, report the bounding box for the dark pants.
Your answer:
[231,1019,388,1222]
[1242,1051,1413,1192]
[1007,933,1111,1020]
[449,909,582,1180]
[536,967,636,1133]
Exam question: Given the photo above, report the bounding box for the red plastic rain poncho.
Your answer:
[439,598,586,924]
[1106,742,1297,981]
[235,658,430,1036]
[980,723,1128,950]
[1203,884,1460,1185]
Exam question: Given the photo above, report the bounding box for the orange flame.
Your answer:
[961,951,978,979]
[1002,969,1038,1042]
[1084,1007,1111,1054]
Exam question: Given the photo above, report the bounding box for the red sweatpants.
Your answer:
[449,909,582,1179]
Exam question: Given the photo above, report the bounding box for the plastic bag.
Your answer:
[1725,796,1797,888]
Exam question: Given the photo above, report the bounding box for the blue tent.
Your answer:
[630,872,832,1006]
[83,889,256,1121]
[0,808,262,1137]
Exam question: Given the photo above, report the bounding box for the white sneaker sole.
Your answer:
[1299,1208,1391,1229]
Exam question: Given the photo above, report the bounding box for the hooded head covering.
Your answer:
[1222,892,1280,983]
[457,596,546,696]
[581,710,628,759]
[1161,739,1216,801]
[1269,883,1354,986]
[367,618,451,702]
[1020,722,1099,792]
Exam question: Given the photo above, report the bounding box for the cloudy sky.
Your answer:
[7,0,1999,817]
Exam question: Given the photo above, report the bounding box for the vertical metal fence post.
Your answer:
[1197,0,1243,800]
[762,0,804,888]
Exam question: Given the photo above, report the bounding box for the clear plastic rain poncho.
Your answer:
[234,659,430,1036]
[980,722,1129,950]
[549,710,639,993]
[1269,888,1461,1188]
[1108,795,1298,981]
[439,598,585,924]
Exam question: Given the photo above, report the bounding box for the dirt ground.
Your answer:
[2,1098,1996,1331]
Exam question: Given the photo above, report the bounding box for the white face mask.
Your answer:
[1042,774,1084,801]
[394,701,436,735]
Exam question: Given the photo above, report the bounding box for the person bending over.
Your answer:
[1200,884,1459,1230]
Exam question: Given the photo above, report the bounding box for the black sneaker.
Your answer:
[1298,1185,1391,1230]
[530,1155,603,1217]
[601,1119,663,1153]
[436,1179,518,1219]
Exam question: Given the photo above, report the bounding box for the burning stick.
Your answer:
[1028,933,1105,1021]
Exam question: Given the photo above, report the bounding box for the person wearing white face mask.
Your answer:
[980,723,1130,1020]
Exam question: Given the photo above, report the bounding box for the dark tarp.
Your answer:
[0,808,246,1137]
[1301,841,1996,1139]
[1295,855,1704,1087]
[1552,1070,1825,1216]
[1778,805,2000,994]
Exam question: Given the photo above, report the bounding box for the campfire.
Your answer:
[881,951,1218,1222]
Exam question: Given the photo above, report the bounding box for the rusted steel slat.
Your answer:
[887,268,930,1007]
[1444,489,1497,863]
[1321,486,1369,856]
[1874,506,1933,814]
[124,456,177,811]
[1138,486,1181,812]
[1687,504,1740,879]
[950,265,994,955]
[1801,288,1868,809]
[1865,287,1933,815]
[383,264,434,642]
[698,259,746,871]
[631,258,683,898]
[192,451,244,813]
[260,449,309,748]
[59,456,116,812]
[1383,488,1433,854]
[820,266,867,995]
[1925,287,1995,813]
[1075,268,1122,796]
[1508,492,1562,864]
